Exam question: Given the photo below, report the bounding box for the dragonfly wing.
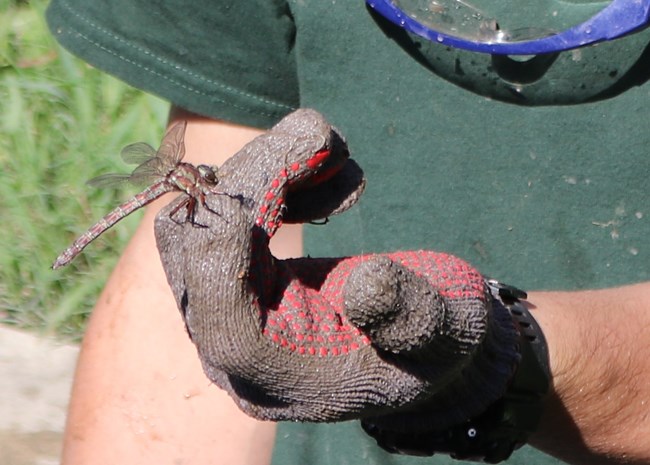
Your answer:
[156,121,187,167]
[85,142,159,187]
[120,142,158,165]
[96,122,188,189]
[88,168,158,188]
[87,172,134,188]
[128,159,165,184]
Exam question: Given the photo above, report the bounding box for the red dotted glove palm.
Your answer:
[154,110,520,441]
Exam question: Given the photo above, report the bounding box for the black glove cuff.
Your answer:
[363,279,550,463]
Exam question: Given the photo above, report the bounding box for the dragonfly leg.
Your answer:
[168,196,188,224]
[168,196,206,228]
[168,192,251,228]
[200,192,253,217]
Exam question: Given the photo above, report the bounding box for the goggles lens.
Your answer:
[368,0,650,54]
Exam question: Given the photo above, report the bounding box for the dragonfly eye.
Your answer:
[198,164,219,184]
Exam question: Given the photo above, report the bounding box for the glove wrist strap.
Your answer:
[431,280,551,463]
[364,280,551,463]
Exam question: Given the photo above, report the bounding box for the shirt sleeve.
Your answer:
[46,0,299,128]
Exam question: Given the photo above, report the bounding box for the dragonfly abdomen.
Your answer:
[52,181,173,269]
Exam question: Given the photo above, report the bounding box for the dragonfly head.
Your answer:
[197,164,219,185]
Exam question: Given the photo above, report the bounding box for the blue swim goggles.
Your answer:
[367,0,650,55]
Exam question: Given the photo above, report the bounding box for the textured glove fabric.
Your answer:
[154,109,519,432]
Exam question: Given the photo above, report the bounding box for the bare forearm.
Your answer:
[62,110,295,465]
[528,283,650,464]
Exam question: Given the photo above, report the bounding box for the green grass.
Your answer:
[0,0,168,339]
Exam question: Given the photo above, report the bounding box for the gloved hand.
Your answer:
[154,109,523,454]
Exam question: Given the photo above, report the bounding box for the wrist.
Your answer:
[525,289,610,464]
[527,285,650,464]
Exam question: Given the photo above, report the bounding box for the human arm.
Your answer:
[64,106,643,463]
[528,283,650,465]
[61,108,296,465]
[150,110,650,465]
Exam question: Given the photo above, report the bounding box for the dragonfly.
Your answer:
[52,121,221,269]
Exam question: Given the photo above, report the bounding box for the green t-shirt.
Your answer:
[47,1,650,463]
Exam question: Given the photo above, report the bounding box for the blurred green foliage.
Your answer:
[0,0,168,338]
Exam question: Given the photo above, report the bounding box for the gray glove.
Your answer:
[154,109,521,442]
